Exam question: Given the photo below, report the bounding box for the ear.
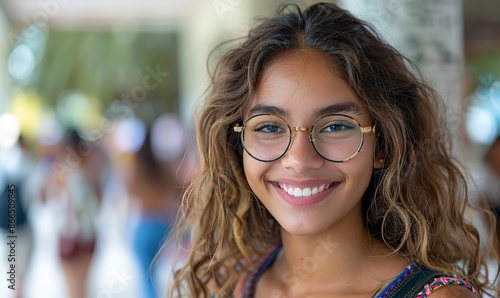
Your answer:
[373,153,384,169]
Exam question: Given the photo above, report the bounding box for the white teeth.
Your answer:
[303,188,312,196]
[312,187,318,195]
[279,183,331,198]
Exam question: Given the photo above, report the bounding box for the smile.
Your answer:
[278,183,335,197]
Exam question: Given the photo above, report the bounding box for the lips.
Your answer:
[278,183,334,197]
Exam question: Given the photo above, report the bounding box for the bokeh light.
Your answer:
[466,105,498,145]
[7,44,35,81]
[113,117,146,154]
[0,112,21,148]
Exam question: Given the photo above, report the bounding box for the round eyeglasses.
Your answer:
[233,114,375,162]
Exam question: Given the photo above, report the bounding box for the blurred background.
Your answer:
[0,0,499,297]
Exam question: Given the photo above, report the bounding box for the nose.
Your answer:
[280,128,324,171]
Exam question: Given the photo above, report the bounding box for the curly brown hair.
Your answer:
[168,2,499,297]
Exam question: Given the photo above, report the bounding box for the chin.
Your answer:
[278,220,328,236]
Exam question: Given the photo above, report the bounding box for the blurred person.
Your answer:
[126,131,181,298]
[0,135,35,298]
[39,129,105,298]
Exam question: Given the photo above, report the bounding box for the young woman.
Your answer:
[169,3,499,297]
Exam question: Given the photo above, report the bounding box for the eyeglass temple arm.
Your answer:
[234,124,242,132]
[361,125,376,134]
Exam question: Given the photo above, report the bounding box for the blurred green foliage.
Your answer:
[28,30,179,120]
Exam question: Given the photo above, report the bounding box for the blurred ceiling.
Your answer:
[0,0,197,29]
[2,0,499,30]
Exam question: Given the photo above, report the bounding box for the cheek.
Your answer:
[344,137,376,181]
[360,133,376,164]
[243,154,267,191]
[347,158,373,184]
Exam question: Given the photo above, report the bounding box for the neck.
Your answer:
[279,221,371,281]
[271,214,407,295]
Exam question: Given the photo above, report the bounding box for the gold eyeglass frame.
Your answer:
[233,113,376,163]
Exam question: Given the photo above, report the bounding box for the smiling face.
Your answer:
[243,49,380,237]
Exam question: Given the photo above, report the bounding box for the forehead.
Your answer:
[249,49,368,120]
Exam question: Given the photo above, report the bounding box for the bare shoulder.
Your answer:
[427,285,478,298]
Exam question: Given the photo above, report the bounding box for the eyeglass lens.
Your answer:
[241,114,364,162]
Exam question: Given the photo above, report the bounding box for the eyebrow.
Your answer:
[248,101,362,118]
[248,105,287,116]
[312,102,362,117]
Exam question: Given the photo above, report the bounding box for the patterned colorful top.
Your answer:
[229,244,478,298]
[375,263,477,298]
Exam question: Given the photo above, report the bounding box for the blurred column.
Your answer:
[340,0,464,152]
[178,0,254,126]
[178,0,329,125]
